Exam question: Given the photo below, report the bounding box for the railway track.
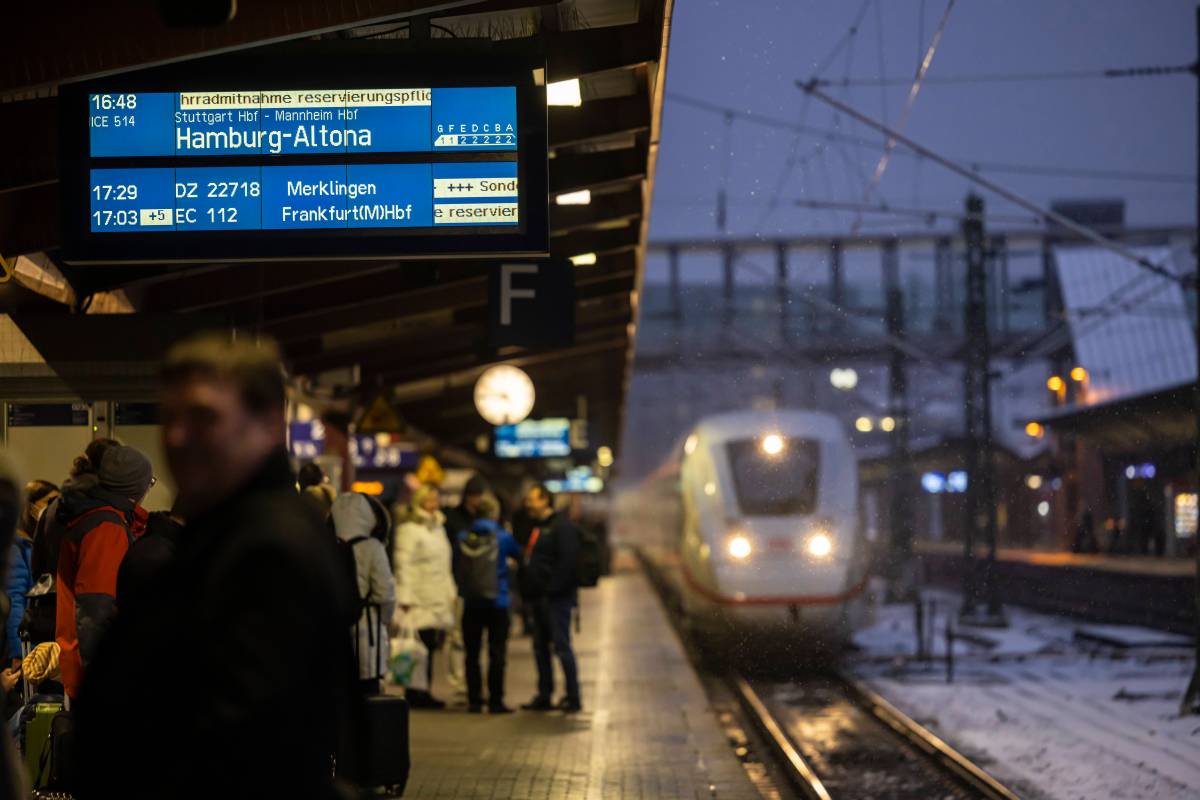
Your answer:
[733,671,1022,800]
[635,552,1022,799]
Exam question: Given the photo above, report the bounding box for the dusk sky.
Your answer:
[650,0,1196,242]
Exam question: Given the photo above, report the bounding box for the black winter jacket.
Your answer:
[520,512,580,601]
[73,448,362,800]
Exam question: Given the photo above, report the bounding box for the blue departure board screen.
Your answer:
[494,418,572,459]
[59,50,548,263]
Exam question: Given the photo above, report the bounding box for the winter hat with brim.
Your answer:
[98,445,154,499]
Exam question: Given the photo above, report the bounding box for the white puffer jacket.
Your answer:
[331,493,396,680]
[393,507,456,631]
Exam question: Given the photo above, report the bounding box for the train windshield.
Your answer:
[726,439,820,516]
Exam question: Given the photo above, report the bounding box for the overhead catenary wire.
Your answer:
[666,93,1196,185]
[813,62,1197,87]
[875,0,889,127]
[754,1,871,234]
[852,0,956,232]
[792,199,1042,226]
[795,80,1191,286]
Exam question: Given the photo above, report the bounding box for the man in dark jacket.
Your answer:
[74,333,360,800]
[443,473,487,546]
[115,504,185,616]
[520,484,582,713]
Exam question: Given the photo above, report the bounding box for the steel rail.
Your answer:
[835,672,1022,800]
[730,675,832,800]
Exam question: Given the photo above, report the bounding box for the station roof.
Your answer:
[0,0,674,461]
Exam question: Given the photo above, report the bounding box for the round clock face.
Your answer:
[474,365,535,426]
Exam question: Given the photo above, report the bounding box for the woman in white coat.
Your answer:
[393,484,456,709]
[331,492,396,695]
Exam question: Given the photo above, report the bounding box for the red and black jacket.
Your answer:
[54,486,146,699]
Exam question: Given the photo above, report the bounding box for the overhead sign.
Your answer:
[494,417,571,458]
[546,467,604,494]
[289,419,417,470]
[7,403,89,427]
[114,402,159,426]
[488,259,575,348]
[59,47,548,263]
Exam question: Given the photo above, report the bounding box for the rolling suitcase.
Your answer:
[338,603,411,797]
[352,694,410,797]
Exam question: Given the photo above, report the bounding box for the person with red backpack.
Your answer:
[55,444,152,701]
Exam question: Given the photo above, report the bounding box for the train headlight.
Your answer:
[806,532,834,559]
[727,534,753,560]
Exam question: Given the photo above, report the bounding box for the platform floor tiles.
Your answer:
[394,563,762,800]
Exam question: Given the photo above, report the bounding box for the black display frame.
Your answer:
[59,43,549,264]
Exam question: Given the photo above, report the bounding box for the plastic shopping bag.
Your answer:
[388,625,429,692]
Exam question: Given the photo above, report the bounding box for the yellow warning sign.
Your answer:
[415,455,444,486]
[357,392,403,434]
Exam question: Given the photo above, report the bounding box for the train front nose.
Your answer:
[714,518,852,601]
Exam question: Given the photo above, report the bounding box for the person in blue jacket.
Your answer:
[4,480,58,667]
[455,494,521,714]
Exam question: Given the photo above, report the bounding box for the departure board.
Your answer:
[59,49,548,263]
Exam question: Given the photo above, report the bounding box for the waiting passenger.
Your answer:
[0,452,28,800]
[5,480,57,667]
[441,475,486,700]
[27,438,120,646]
[55,444,152,701]
[456,494,521,714]
[73,333,359,800]
[299,461,335,517]
[443,474,487,546]
[332,492,397,696]
[520,484,582,713]
[394,483,456,710]
[115,502,186,617]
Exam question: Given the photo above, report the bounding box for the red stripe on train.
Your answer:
[680,562,871,607]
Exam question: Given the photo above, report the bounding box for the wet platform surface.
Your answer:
[392,560,761,799]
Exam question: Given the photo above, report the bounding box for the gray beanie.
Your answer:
[98,445,154,499]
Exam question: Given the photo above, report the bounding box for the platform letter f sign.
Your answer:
[500,263,538,326]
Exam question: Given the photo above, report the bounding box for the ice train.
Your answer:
[614,410,869,648]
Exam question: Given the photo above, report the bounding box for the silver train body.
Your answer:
[614,410,869,646]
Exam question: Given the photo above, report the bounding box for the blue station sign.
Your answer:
[59,47,548,263]
[494,417,572,459]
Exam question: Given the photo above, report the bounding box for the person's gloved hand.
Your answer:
[0,666,20,693]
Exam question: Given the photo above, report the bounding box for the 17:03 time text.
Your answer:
[92,208,242,227]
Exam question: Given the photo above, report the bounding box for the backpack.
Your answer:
[336,535,370,625]
[454,529,499,601]
[21,507,130,646]
[576,525,603,588]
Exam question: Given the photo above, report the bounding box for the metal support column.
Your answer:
[1181,6,1200,715]
[884,238,916,600]
[668,244,682,322]
[721,244,735,333]
[829,240,843,334]
[775,242,790,407]
[934,236,953,333]
[960,194,1006,626]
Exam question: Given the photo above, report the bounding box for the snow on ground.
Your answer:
[850,589,1200,800]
